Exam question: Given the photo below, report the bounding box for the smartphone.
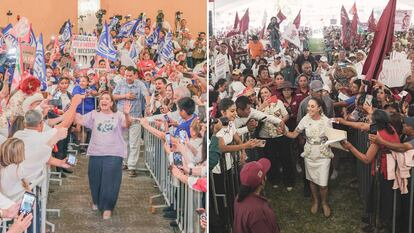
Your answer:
[19,192,36,216]
[49,99,61,107]
[257,139,266,148]
[364,95,373,106]
[173,152,183,166]
[66,153,77,166]
[369,123,378,135]
[165,132,172,148]
[164,114,170,124]
[182,72,193,79]
[179,130,187,144]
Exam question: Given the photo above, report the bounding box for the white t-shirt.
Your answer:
[212,122,237,174]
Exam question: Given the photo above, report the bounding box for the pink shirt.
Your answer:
[83,110,127,158]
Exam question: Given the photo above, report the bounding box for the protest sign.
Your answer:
[71,35,97,69]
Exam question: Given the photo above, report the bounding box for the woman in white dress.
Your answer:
[281,97,334,217]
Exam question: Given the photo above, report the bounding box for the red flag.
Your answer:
[277,9,287,23]
[233,12,240,29]
[349,2,357,15]
[351,10,359,41]
[341,5,351,49]
[293,10,301,29]
[341,5,349,25]
[362,0,396,81]
[239,9,249,34]
[368,10,377,32]
[49,36,60,64]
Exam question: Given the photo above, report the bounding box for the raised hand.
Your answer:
[123,101,132,115]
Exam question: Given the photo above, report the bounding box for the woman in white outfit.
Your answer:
[281,97,334,217]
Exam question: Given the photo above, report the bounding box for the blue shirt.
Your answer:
[113,79,147,118]
[72,85,97,114]
[344,95,357,106]
[174,114,197,138]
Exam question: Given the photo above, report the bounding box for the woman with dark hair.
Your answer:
[341,109,401,232]
[373,87,394,109]
[243,75,257,90]
[233,158,280,233]
[75,92,132,219]
[281,97,334,217]
[214,78,228,100]
[267,16,281,53]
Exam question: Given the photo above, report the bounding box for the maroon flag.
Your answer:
[277,9,287,23]
[362,0,396,81]
[349,2,357,15]
[351,10,359,41]
[233,12,240,29]
[239,9,250,34]
[368,10,377,32]
[341,5,349,25]
[341,5,351,49]
[293,10,301,29]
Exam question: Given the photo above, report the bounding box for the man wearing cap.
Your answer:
[233,158,281,233]
[229,69,245,100]
[297,80,334,122]
[316,56,333,92]
[295,48,317,75]
[355,50,366,78]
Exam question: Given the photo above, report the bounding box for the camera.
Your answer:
[219,117,229,127]
[19,192,36,216]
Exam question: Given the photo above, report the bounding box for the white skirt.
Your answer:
[304,157,331,186]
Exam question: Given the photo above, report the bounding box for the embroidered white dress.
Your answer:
[296,114,334,186]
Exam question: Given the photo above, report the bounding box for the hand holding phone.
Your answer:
[66,153,77,166]
[19,192,36,216]
[256,139,266,148]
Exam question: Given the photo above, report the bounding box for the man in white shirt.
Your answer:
[213,43,233,85]
[354,50,366,79]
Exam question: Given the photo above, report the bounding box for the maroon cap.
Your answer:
[240,158,271,189]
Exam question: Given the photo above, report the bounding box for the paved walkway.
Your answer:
[47,155,174,233]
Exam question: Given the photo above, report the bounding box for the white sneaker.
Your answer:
[272,185,279,189]
[286,187,293,192]
[330,169,338,180]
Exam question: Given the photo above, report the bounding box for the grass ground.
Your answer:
[266,157,366,233]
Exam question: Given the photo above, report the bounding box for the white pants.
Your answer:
[123,122,142,170]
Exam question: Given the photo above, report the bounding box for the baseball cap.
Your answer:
[320,56,328,63]
[310,80,324,92]
[240,158,271,189]
[232,69,241,75]
[404,117,414,128]
[87,69,95,76]
[144,71,153,76]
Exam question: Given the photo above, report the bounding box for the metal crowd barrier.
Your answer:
[143,122,204,233]
[348,128,414,233]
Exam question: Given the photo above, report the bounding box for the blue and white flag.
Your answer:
[2,24,17,48]
[145,26,160,47]
[117,19,139,38]
[97,23,117,62]
[59,20,72,50]
[135,15,146,36]
[29,27,37,47]
[157,32,174,67]
[129,43,138,61]
[33,33,47,91]
[108,17,119,30]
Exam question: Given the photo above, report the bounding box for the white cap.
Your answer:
[320,56,328,62]
[87,69,95,76]
[22,93,44,113]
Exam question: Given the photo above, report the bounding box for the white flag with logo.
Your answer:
[281,23,302,51]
